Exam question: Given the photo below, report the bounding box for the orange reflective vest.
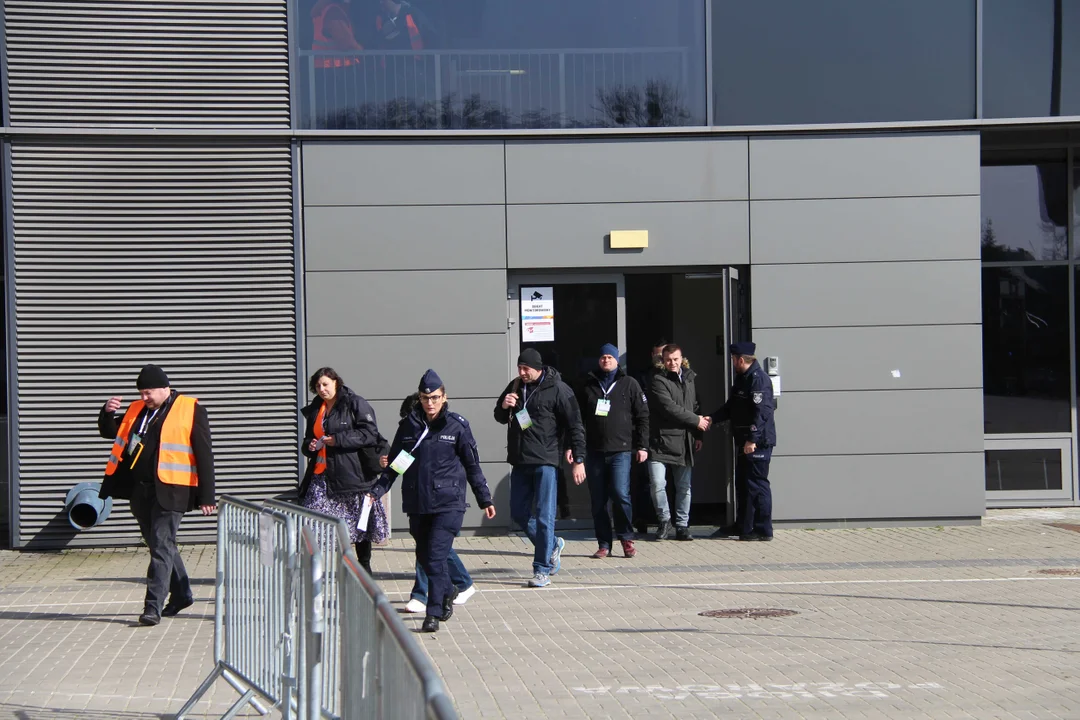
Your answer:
[376,12,424,51]
[105,396,200,487]
[313,1,360,68]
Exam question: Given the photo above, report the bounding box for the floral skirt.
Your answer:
[300,474,362,543]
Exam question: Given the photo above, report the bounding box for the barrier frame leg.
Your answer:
[176,663,271,720]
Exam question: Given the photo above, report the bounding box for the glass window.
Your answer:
[981,163,1068,262]
[710,0,976,125]
[985,449,1063,491]
[297,0,706,129]
[984,0,1080,119]
[982,266,1071,434]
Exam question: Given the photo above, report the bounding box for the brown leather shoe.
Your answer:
[620,540,637,558]
[591,547,610,559]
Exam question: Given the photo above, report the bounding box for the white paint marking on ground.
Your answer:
[572,682,947,702]
[383,574,1080,598]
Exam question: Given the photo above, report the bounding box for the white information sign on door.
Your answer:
[520,286,555,342]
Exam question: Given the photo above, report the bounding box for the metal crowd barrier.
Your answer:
[178,495,457,720]
[263,498,351,719]
[331,522,457,720]
[177,497,297,720]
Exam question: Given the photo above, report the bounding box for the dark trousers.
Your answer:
[585,450,634,548]
[129,482,190,614]
[409,511,465,617]
[354,540,372,574]
[735,448,773,538]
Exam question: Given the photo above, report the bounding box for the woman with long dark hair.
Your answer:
[300,366,388,573]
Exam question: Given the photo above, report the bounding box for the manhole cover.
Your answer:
[1034,568,1080,576]
[699,608,798,619]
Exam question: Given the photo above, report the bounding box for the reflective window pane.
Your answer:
[981,163,1068,262]
[984,0,1080,119]
[711,0,975,125]
[982,266,1071,434]
[297,0,706,129]
[985,449,1063,491]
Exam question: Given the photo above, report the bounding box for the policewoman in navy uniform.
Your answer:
[710,342,777,541]
[370,369,496,632]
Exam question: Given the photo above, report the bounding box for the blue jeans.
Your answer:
[510,464,558,574]
[585,451,634,548]
[647,461,692,527]
[411,548,473,603]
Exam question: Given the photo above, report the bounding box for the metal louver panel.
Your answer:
[5,1,289,128]
[12,143,298,548]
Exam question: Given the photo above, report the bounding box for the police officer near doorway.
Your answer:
[709,342,776,541]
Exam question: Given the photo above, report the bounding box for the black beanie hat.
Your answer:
[517,348,544,371]
[136,364,170,390]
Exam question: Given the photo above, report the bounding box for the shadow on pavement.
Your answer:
[3,703,169,719]
[75,577,214,586]
[0,609,208,626]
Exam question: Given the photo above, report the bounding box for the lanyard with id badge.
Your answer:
[595,378,618,417]
[515,381,538,430]
[389,425,430,475]
[127,407,159,468]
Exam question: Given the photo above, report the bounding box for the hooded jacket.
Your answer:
[576,368,649,453]
[648,357,702,467]
[300,385,388,497]
[371,403,492,515]
[493,366,586,467]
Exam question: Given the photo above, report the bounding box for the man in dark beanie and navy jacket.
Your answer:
[98,365,216,626]
[494,348,586,588]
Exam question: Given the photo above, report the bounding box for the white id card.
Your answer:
[515,408,533,429]
[389,450,415,475]
[595,399,611,417]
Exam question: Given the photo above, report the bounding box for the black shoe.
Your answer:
[138,611,160,626]
[675,526,693,541]
[738,534,756,542]
[421,615,439,633]
[439,587,459,622]
[655,521,673,541]
[755,534,773,542]
[162,596,194,618]
[710,525,738,538]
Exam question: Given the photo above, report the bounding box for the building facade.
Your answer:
[2,0,1078,548]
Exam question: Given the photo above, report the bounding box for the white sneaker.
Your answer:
[405,598,426,613]
[453,584,476,605]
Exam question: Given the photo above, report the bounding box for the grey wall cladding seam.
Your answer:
[4,0,289,128]
[11,143,298,548]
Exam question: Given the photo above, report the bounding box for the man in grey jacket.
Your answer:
[647,344,710,541]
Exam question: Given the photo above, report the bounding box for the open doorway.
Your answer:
[507,268,748,532]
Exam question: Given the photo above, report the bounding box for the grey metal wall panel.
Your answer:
[303,143,505,206]
[5,1,289,128]
[307,334,509,402]
[305,270,506,336]
[771,453,984,520]
[752,261,981,328]
[11,143,297,548]
[366,398,506,465]
[771,389,984,456]
[750,196,981,264]
[507,201,749,268]
[305,205,507,272]
[505,138,749,204]
[753,325,983,392]
[750,133,980,200]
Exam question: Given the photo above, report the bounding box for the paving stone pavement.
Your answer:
[0,509,1078,719]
